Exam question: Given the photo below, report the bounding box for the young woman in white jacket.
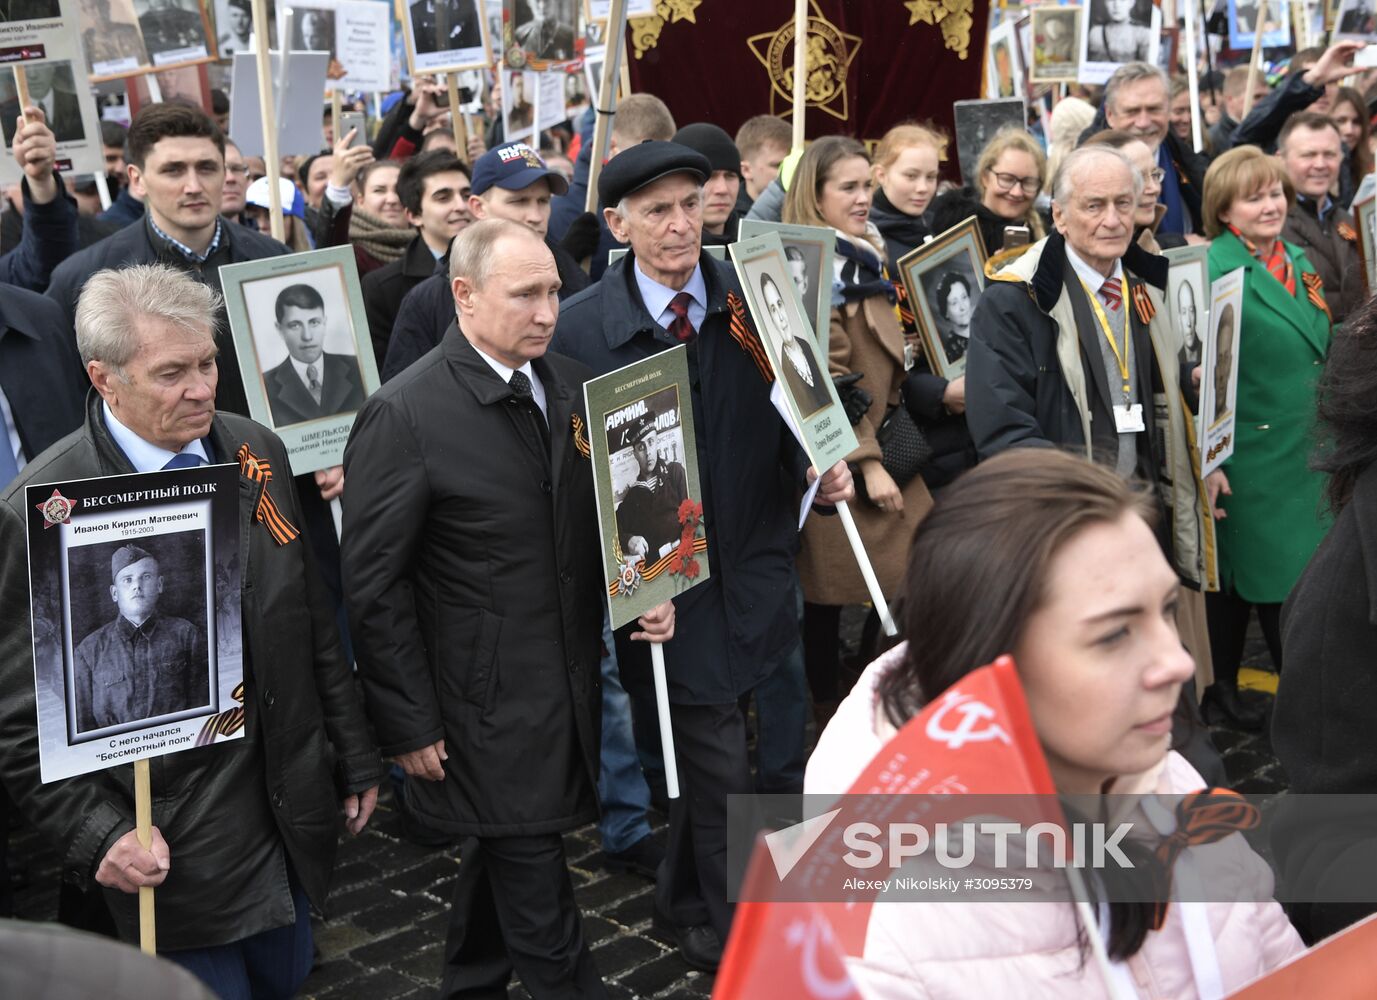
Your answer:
[804,449,1305,998]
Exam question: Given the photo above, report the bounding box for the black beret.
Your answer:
[598,140,710,209]
[672,123,741,177]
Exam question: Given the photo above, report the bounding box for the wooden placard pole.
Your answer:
[835,501,897,636]
[251,0,285,242]
[1242,0,1268,117]
[584,0,627,213]
[447,73,467,156]
[12,65,31,120]
[1183,0,1204,153]
[134,757,156,954]
[330,88,342,146]
[649,644,679,798]
[791,0,807,152]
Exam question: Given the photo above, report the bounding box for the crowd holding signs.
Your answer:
[4,0,1377,996]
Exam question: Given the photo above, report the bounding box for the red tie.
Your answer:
[667,291,695,342]
[1099,277,1122,312]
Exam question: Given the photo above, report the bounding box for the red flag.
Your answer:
[714,838,861,1000]
[1227,912,1377,998]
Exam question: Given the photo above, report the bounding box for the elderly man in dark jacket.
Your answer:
[0,264,381,997]
[550,141,853,969]
[342,219,672,998]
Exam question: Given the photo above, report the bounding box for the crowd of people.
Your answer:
[0,24,1376,1000]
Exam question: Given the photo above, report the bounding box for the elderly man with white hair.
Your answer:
[0,263,381,998]
[965,142,1228,783]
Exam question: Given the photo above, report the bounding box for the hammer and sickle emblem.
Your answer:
[786,916,856,999]
[924,690,1012,750]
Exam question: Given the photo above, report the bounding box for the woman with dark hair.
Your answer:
[805,449,1305,995]
[1329,86,1373,208]
[1086,0,1154,63]
[933,269,972,363]
[1272,321,1377,943]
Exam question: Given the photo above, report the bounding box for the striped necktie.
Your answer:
[1099,277,1122,312]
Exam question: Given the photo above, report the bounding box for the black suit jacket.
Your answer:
[342,326,602,835]
[263,352,365,427]
[0,284,85,477]
[361,234,437,367]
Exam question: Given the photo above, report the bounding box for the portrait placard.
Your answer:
[987,18,1023,98]
[897,217,989,381]
[1031,5,1083,82]
[584,347,710,630]
[503,0,579,70]
[737,219,836,359]
[953,98,1026,187]
[211,0,274,56]
[279,0,390,91]
[730,232,859,472]
[500,64,536,139]
[1199,267,1244,477]
[133,0,211,66]
[398,0,488,74]
[1077,0,1161,85]
[583,0,652,21]
[25,464,243,782]
[226,49,330,156]
[0,0,73,67]
[533,66,563,133]
[0,57,105,181]
[1228,0,1291,48]
[1353,180,1377,289]
[1163,244,1210,368]
[222,246,381,475]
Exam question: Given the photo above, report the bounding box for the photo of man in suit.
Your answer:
[0,62,83,145]
[757,270,832,419]
[262,282,366,427]
[514,0,574,61]
[1212,303,1235,425]
[409,0,482,55]
[73,543,209,733]
[0,0,59,22]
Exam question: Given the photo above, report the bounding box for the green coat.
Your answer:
[1208,230,1332,603]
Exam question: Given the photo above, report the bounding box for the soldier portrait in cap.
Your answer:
[511,0,575,63]
[610,388,689,565]
[134,0,209,63]
[255,280,366,428]
[71,539,211,734]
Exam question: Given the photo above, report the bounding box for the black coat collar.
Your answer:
[1029,231,1169,313]
[599,250,734,351]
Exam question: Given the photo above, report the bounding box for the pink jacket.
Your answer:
[803,644,1306,999]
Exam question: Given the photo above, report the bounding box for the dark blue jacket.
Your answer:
[0,173,79,293]
[550,251,810,704]
[0,285,85,476]
[95,187,145,228]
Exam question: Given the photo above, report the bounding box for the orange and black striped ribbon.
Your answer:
[236,444,299,546]
[1302,272,1331,320]
[725,291,775,384]
[1131,283,1156,326]
[1338,221,1358,243]
[609,536,709,597]
[1149,788,1260,929]
[570,413,591,458]
[894,278,916,331]
[195,682,246,746]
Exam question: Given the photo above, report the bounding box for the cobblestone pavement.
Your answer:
[9,626,1284,999]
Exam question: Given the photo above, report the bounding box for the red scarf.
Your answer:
[1228,224,1295,295]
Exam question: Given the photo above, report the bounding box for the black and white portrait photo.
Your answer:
[1,62,85,145]
[135,0,209,63]
[503,68,536,138]
[245,275,366,428]
[408,0,484,68]
[609,387,688,565]
[756,269,832,420]
[921,260,980,368]
[1211,303,1236,426]
[1031,6,1080,82]
[1335,0,1377,38]
[0,0,59,22]
[292,5,334,55]
[953,99,1026,187]
[1176,274,1203,366]
[1084,0,1154,63]
[510,0,575,63]
[215,0,275,54]
[78,0,149,73]
[70,536,212,735]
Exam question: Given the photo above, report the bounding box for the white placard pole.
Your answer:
[584,0,627,213]
[649,643,679,799]
[251,0,285,242]
[835,500,897,636]
[1184,0,1204,153]
[791,0,807,152]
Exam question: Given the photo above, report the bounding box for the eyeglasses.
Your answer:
[987,169,1041,195]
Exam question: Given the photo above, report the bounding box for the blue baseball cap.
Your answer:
[470,142,570,197]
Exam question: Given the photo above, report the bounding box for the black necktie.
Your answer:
[509,370,550,456]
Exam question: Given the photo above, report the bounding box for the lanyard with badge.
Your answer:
[1081,276,1145,434]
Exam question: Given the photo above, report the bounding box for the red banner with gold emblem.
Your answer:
[624,0,988,176]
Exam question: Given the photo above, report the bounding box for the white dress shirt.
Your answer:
[634,260,708,334]
[471,344,548,424]
[1063,243,1124,300]
[289,355,325,394]
[103,402,210,473]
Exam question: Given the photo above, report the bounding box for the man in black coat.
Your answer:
[0,264,381,996]
[262,283,366,426]
[550,142,853,969]
[380,140,586,381]
[343,220,672,998]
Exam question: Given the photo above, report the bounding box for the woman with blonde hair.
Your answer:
[930,127,1047,253]
[1201,145,1332,728]
[784,136,935,727]
[868,122,946,272]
